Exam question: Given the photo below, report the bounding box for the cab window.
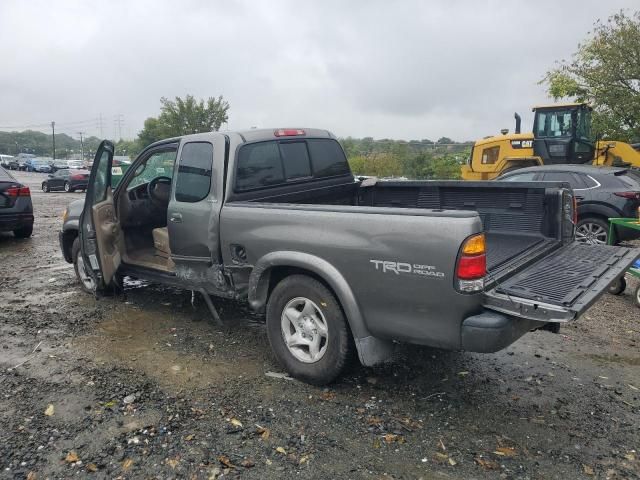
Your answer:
[235,138,350,192]
[536,110,573,138]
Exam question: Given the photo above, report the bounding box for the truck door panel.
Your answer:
[168,137,228,293]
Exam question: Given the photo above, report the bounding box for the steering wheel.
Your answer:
[147,176,172,205]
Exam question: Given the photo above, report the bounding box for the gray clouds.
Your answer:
[0,0,637,141]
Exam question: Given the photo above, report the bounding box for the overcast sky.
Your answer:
[0,0,637,141]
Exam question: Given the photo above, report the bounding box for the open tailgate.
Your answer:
[483,243,639,322]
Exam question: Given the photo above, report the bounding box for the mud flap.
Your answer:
[483,243,639,322]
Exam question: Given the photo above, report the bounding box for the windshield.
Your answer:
[535,109,573,138]
[126,150,177,190]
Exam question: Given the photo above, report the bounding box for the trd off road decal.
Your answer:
[370,260,445,278]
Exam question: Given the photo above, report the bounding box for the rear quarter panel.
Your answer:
[220,203,484,349]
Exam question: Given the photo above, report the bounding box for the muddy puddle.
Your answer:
[76,302,264,393]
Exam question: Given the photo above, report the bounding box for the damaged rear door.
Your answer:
[483,242,639,322]
[79,140,122,290]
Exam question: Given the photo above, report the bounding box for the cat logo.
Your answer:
[511,140,533,149]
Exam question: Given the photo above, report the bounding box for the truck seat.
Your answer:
[152,227,171,257]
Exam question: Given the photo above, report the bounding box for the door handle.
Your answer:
[170,213,182,223]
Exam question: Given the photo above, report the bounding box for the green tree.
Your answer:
[138,94,230,147]
[115,138,141,159]
[422,154,463,179]
[542,11,640,141]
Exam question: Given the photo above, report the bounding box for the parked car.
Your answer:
[67,160,84,169]
[497,165,640,245]
[51,160,83,172]
[0,154,16,169]
[24,158,53,173]
[0,166,34,238]
[2,155,19,170]
[17,158,29,171]
[59,130,638,385]
[51,160,70,172]
[42,169,90,192]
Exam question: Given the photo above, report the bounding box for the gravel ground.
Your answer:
[1,171,639,479]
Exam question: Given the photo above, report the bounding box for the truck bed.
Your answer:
[239,178,565,275]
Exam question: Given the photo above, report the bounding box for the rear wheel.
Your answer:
[64,181,71,193]
[576,217,609,245]
[266,274,352,385]
[635,285,640,308]
[13,225,33,238]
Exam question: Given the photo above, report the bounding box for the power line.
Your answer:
[0,117,107,130]
[113,114,124,140]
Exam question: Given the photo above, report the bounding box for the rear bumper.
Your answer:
[461,311,544,353]
[0,213,34,232]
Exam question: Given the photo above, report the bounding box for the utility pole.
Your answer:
[114,114,123,140]
[51,121,56,160]
[77,131,85,162]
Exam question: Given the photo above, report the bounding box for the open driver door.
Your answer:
[79,140,122,291]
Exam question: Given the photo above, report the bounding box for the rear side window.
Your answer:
[307,139,350,177]
[236,142,285,191]
[235,138,350,191]
[175,142,213,202]
[541,172,585,189]
[500,172,537,182]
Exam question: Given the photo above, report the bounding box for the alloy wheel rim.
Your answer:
[280,297,329,363]
[76,254,95,291]
[576,222,607,245]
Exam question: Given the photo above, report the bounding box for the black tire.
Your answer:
[42,182,50,193]
[576,216,609,245]
[608,276,626,295]
[13,225,33,238]
[63,181,71,193]
[266,274,352,385]
[635,285,640,309]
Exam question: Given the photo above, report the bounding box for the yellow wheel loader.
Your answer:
[461,103,640,180]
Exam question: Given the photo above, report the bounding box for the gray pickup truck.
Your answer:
[59,128,639,385]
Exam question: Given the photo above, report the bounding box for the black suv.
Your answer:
[497,165,640,245]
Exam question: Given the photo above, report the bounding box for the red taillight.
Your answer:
[71,174,84,180]
[572,195,578,224]
[456,234,486,292]
[456,254,486,280]
[614,191,640,200]
[5,186,30,197]
[274,129,306,137]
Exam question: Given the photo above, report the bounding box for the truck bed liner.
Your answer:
[495,243,630,306]
[485,233,545,271]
